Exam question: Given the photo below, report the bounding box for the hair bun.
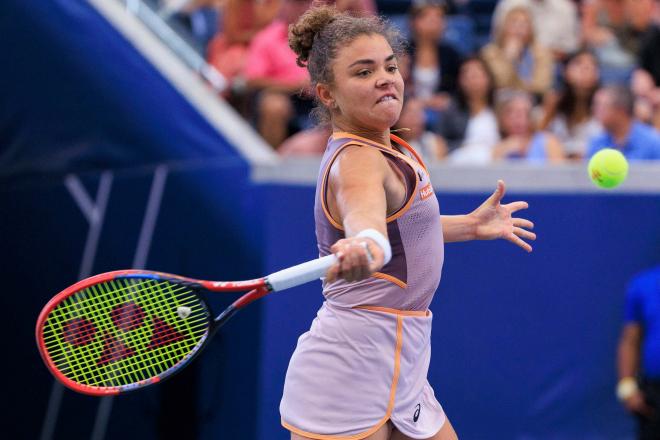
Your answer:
[289,6,339,67]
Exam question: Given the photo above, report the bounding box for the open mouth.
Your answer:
[377,94,397,104]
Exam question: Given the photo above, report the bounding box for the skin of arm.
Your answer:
[618,323,642,380]
[544,133,567,163]
[441,180,535,251]
[331,145,389,238]
[325,145,392,282]
[439,215,478,243]
[617,322,654,417]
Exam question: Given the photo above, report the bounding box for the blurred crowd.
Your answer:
[160,0,660,163]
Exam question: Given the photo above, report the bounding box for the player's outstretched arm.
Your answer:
[441,180,536,252]
[325,145,390,283]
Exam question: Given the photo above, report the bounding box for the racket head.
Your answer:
[36,270,214,396]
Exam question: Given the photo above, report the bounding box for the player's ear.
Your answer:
[316,83,335,109]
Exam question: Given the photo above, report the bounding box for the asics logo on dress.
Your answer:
[413,403,421,422]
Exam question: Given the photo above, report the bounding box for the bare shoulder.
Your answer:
[330,143,389,183]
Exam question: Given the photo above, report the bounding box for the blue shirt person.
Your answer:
[624,266,660,378]
[589,84,660,161]
[587,121,660,160]
[618,265,660,438]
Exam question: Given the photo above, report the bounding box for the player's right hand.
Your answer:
[325,237,385,283]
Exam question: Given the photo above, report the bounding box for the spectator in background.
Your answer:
[540,50,602,160]
[437,56,500,165]
[243,0,313,148]
[206,0,280,91]
[632,69,660,131]
[633,0,660,131]
[162,0,226,51]
[622,0,658,54]
[393,98,447,162]
[582,0,637,84]
[326,0,376,16]
[491,0,580,61]
[588,84,660,159]
[492,90,565,163]
[617,263,660,439]
[407,0,463,126]
[481,6,554,98]
[278,124,332,156]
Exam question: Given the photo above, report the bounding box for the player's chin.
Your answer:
[368,109,402,131]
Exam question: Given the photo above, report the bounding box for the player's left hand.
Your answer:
[469,180,536,252]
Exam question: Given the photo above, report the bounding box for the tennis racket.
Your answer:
[36,255,337,396]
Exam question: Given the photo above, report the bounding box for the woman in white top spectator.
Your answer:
[540,50,602,160]
[437,56,501,164]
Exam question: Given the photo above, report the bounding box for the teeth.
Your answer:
[379,96,394,102]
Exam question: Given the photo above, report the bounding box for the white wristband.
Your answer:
[616,377,638,401]
[356,229,392,265]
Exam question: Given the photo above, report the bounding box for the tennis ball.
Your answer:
[588,148,628,189]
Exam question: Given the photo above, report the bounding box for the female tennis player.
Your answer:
[281,5,536,440]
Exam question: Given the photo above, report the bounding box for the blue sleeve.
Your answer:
[624,277,644,324]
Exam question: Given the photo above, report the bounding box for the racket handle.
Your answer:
[266,254,338,292]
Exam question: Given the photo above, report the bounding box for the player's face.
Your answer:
[325,34,404,133]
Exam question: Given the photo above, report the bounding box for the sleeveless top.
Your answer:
[314,132,444,311]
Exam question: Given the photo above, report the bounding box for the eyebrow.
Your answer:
[348,54,397,69]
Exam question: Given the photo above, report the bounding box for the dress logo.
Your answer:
[420,183,433,200]
[413,403,421,422]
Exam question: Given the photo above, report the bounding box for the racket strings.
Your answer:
[41,278,210,388]
[46,280,207,386]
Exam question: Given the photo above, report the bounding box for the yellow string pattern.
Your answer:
[41,277,210,388]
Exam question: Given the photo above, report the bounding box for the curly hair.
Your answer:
[288,4,405,123]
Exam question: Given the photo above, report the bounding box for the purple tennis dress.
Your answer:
[280,132,446,439]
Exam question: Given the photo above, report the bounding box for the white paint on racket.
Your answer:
[177,306,191,319]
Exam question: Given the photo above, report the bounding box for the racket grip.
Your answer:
[266,254,338,292]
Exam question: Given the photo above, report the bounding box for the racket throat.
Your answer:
[213,304,239,329]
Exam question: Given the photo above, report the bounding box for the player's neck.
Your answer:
[332,121,391,148]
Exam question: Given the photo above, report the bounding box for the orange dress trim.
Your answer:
[353,305,429,317]
[371,272,407,289]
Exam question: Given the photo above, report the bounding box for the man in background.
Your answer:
[618,262,660,439]
[587,85,660,159]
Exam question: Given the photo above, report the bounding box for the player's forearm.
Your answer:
[440,214,477,243]
[618,339,640,379]
[343,210,387,238]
